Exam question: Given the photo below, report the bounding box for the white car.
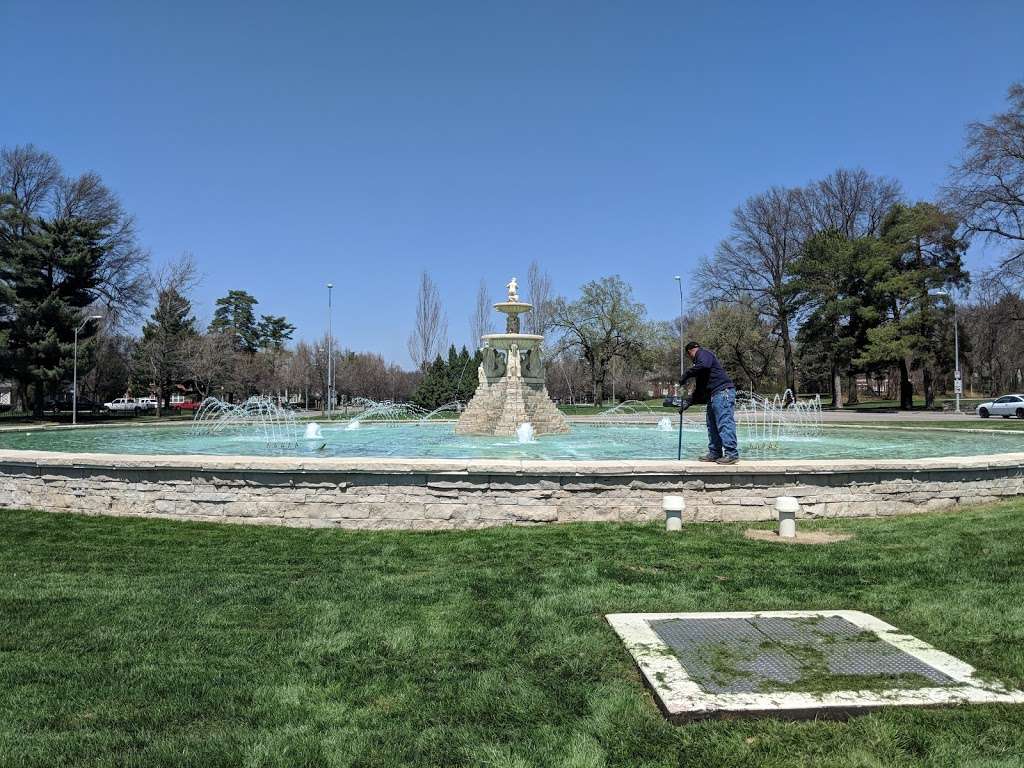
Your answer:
[976,394,1024,419]
[104,397,158,413]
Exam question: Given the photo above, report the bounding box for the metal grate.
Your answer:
[650,616,956,694]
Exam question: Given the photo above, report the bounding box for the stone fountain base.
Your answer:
[456,376,569,436]
[455,280,570,437]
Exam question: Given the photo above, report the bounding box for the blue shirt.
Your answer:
[681,348,735,404]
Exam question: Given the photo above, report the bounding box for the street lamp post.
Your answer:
[932,289,962,414]
[951,296,961,414]
[674,275,685,460]
[73,315,103,426]
[326,283,334,418]
[673,276,684,380]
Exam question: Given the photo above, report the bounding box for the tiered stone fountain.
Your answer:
[456,278,570,437]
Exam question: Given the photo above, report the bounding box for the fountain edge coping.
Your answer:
[2,448,1024,476]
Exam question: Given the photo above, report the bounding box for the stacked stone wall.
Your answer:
[2,452,1022,530]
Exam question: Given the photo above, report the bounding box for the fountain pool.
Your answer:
[2,418,1023,531]
[0,421,1022,461]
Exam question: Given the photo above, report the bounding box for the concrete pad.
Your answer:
[606,610,1024,722]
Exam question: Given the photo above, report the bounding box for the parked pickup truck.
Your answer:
[104,397,158,413]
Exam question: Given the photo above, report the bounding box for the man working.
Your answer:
[678,341,739,464]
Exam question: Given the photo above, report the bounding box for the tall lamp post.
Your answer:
[673,275,684,380]
[73,315,103,426]
[674,275,685,460]
[932,289,962,414]
[326,283,334,418]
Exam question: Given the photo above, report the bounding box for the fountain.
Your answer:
[735,390,823,449]
[191,395,299,447]
[344,398,425,429]
[516,422,537,443]
[456,277,569,436]
[419,401,465,421]
[304,422,323,440]
[592,400,657,424]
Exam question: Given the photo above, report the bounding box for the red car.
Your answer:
[173,400,203,412]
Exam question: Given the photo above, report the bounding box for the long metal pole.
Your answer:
[675,275,684,460]
[953,298,961,414]
[327,283,333,417]
[675,276,684,378]
[73,326,79,426]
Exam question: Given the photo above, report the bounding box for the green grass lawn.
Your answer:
[0,410,193,428]
[2,505,1023,767]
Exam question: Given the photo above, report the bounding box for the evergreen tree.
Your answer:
[209,290,260,352]
[134,285,197,413]
[790,230,872,407]
[856,203,968,408]
[411,345,483,409]
[447,345,482,403]
[257,314,295,350]
[411,355,453,410]
[0,215,106,415]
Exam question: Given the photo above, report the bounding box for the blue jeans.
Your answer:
[706,388,738,459]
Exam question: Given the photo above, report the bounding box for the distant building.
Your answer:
[646,376,678,398]
[0,380,14,411]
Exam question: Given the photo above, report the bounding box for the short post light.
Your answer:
[776,496,799,538]
[663,495,685,532]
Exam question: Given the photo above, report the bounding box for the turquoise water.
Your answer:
[0,422,1021,460]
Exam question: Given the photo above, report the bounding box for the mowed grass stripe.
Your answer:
[0,505,1022,767]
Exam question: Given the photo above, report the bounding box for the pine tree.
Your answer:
[856,203,968,408]
[790,230,871,407]
[411,346,483,409]
[135,285,197,413]
[0,215,106,415]
[209,290,260,352]
[257,314,295,350]
[411,355,452,410]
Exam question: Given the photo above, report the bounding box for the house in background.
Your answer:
[0,380,15,411]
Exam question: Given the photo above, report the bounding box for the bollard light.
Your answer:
[776,496,799,538]
[663,495,685,532]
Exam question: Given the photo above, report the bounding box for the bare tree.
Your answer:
[961,271,1024,395]
[525,260,554,336]
[0,144,60,231]
[407,271,448,369]
[695,186,804,391]
[0,144,149,326]
[469,278,493,346]
[945,82,1024,267]
[549,275,652,406]
[183,332,235,399]
[797,168,902,239]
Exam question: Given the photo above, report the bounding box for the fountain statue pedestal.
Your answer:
[455,283,569,437]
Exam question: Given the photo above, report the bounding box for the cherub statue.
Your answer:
[506,277,519,302]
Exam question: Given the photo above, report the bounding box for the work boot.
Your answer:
[697,454,719,462]
[716,456,739,465]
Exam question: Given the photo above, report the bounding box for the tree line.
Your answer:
[689,82,1024,407]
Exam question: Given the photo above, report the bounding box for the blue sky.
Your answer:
[3,1,1022,365]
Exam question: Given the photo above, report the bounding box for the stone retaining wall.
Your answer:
[2,450,1023,530]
